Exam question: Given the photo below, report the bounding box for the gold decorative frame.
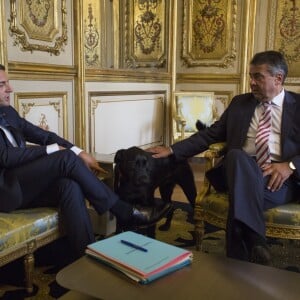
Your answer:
[267,0,300,77]
[8,0,68,56]
[83,0,104,68]
[213,91,232,119]
[89,91,166,154]
[182,0,237,68]
[0,1,8,66]
[123,0,168,68]
[14,92,68,139]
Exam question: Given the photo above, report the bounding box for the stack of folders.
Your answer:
[85,231,193,284]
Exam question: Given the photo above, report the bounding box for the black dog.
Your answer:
[114,146,197,231]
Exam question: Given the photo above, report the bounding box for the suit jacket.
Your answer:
[0,105,74,204]
[172,90,300,180]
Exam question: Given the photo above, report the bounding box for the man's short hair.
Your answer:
[250,50,288,83]
[0,64,5,71]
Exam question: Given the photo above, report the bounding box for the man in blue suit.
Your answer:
[0,64,170,259]
[149,51,300,265]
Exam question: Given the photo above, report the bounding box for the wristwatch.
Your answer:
[289,161,296,171]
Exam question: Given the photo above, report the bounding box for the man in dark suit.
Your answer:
[0,64,170,260]
[149,51,300,265]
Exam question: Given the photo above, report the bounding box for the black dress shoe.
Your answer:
[250,245,272,266]
[130,203,172,226]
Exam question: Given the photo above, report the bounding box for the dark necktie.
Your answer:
[0,114,9,127]
[0,115,25,148]
[255,102,272,167]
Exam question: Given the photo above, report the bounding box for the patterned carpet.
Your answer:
[1,201,299,299]
[156,202,300,273]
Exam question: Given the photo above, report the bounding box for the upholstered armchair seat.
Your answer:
[0,207,59,253]
[194,143,300,250]
[0,207,62,293]
[200,192,300,237]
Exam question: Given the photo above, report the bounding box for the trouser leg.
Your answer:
[9,150,132,219]
[225,149,266,236]
[28,178,95,259]
[224,149,294,259]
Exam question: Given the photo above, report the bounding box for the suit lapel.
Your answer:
[281,91,296,156]
[239,95,258,147]
[8,126,26,148]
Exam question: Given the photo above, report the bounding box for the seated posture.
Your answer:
[114,146,196,231]
[149,50,300,265]
[0,64,169,260]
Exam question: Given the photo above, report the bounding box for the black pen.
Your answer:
[120,239,148,252]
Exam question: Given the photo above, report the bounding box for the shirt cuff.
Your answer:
[71,146,84,155]
[46,143,60,154]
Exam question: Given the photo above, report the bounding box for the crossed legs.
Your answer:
[224,149,294,264]
[5,150,131,258]
[5,150,170,257]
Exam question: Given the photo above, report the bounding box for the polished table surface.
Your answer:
[56,251,300,300]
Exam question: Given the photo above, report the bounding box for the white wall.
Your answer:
[85,82,170,154]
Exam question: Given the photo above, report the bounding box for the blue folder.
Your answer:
[86,231,193,284]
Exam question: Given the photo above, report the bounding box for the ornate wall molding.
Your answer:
[123,0,168,68]
[83,1,102,68]
[182,0,237,68]
[8,0,68,55]
[15,91,68,138]
[267,0,300,77]
[88,91,166,154]
[0,1,8,66]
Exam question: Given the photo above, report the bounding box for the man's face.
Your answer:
[0,70,13,107]
[249,63,283,102]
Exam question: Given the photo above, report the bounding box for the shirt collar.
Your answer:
[271,89,285,107]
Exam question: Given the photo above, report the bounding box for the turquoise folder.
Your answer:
[86,231,193,284]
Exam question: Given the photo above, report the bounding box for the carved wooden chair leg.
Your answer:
[194,219,205,251]
[24,251,35,293]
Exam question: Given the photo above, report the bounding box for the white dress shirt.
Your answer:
[243,89,284,162]
[0,126,83,155]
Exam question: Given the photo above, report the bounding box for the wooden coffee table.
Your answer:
[57,251,300,300]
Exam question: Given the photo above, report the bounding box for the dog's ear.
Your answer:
[114,149,125,192]
[114,149,125,164]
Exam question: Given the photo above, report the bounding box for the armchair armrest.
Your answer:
[174,115,187,141]
[196,142,226,201]
[203,142,226,159]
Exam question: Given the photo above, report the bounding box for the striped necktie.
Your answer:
[255,102,272,167]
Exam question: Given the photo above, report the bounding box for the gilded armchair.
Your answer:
[173,92,217,143]
[194,143,300,250]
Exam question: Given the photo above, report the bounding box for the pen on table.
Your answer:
[120,239,148,252]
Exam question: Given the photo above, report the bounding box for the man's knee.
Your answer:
[226,149,254,167]
[226,149,246,161]
[55,178,85,207]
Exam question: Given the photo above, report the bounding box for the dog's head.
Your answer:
[114,146,153,187]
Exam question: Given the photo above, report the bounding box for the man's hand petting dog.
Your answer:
[147,146,173,158]
[114,146,196,231]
